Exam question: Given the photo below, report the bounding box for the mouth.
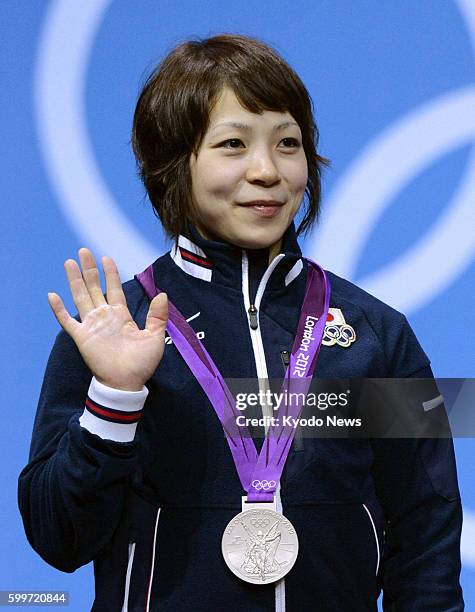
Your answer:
[237,200,285,218]
[238,200,285,208]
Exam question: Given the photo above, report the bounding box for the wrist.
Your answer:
[94,376,145,393]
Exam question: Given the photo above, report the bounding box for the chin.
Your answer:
[230,229,285,251]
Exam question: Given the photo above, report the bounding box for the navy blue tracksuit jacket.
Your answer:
[18,223,464,611]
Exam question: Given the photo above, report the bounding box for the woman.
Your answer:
[19,34,463,611]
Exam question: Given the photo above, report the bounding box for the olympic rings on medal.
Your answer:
[251,479,277,491]
[250,516,271,528]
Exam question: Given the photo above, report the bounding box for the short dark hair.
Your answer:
[131,33,331,239]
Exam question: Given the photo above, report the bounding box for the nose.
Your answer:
[245,148,280,185]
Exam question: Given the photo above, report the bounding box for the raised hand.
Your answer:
[47,248,168,391]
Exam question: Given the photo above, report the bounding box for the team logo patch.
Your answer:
[322,308,356,348]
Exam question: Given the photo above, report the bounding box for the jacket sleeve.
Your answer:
[18,328,147,573]
[370,315,464,611]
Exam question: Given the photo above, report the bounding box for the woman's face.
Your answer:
[189,87,308,250]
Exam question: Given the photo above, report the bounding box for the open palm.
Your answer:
[48,248,168,391]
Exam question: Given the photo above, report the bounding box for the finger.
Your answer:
[145,292,168,334]
[47,292,81,338]
[64,259,95,320]
[102,256,127,307]
[78,248,107,308]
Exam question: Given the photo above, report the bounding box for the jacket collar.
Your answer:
[170,221,305,292]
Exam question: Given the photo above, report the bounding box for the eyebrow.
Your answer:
[210,121,299,133]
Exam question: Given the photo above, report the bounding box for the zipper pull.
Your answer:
[248,304,258,330]
[280,350,290,368]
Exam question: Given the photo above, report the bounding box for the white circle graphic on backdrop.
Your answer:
[34,0,475,568]
[310,86,475,313]
[34,0,154,279]
[310,0,475,313]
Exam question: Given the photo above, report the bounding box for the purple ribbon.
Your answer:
[135,258,330,502]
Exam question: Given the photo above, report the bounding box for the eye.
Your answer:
[219,138,245,149]
[280,137,300,148]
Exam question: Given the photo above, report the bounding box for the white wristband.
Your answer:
[79,376,149,442]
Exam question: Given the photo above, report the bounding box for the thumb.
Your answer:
[145,292,168,334]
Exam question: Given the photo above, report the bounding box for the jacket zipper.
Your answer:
[242,253,285,375]
[248,304,258,330]
[242,250,287,612]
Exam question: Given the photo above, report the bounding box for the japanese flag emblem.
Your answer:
[323,308,356,347]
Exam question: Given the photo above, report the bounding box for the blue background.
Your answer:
[2,1,474,609]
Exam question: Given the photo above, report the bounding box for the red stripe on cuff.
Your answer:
[85,398,142,423]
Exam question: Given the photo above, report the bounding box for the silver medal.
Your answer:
[222,500,299,584]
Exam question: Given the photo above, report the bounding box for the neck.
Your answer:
[268,239,282,263]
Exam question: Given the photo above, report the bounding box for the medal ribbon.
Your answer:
[135,258,330,502]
